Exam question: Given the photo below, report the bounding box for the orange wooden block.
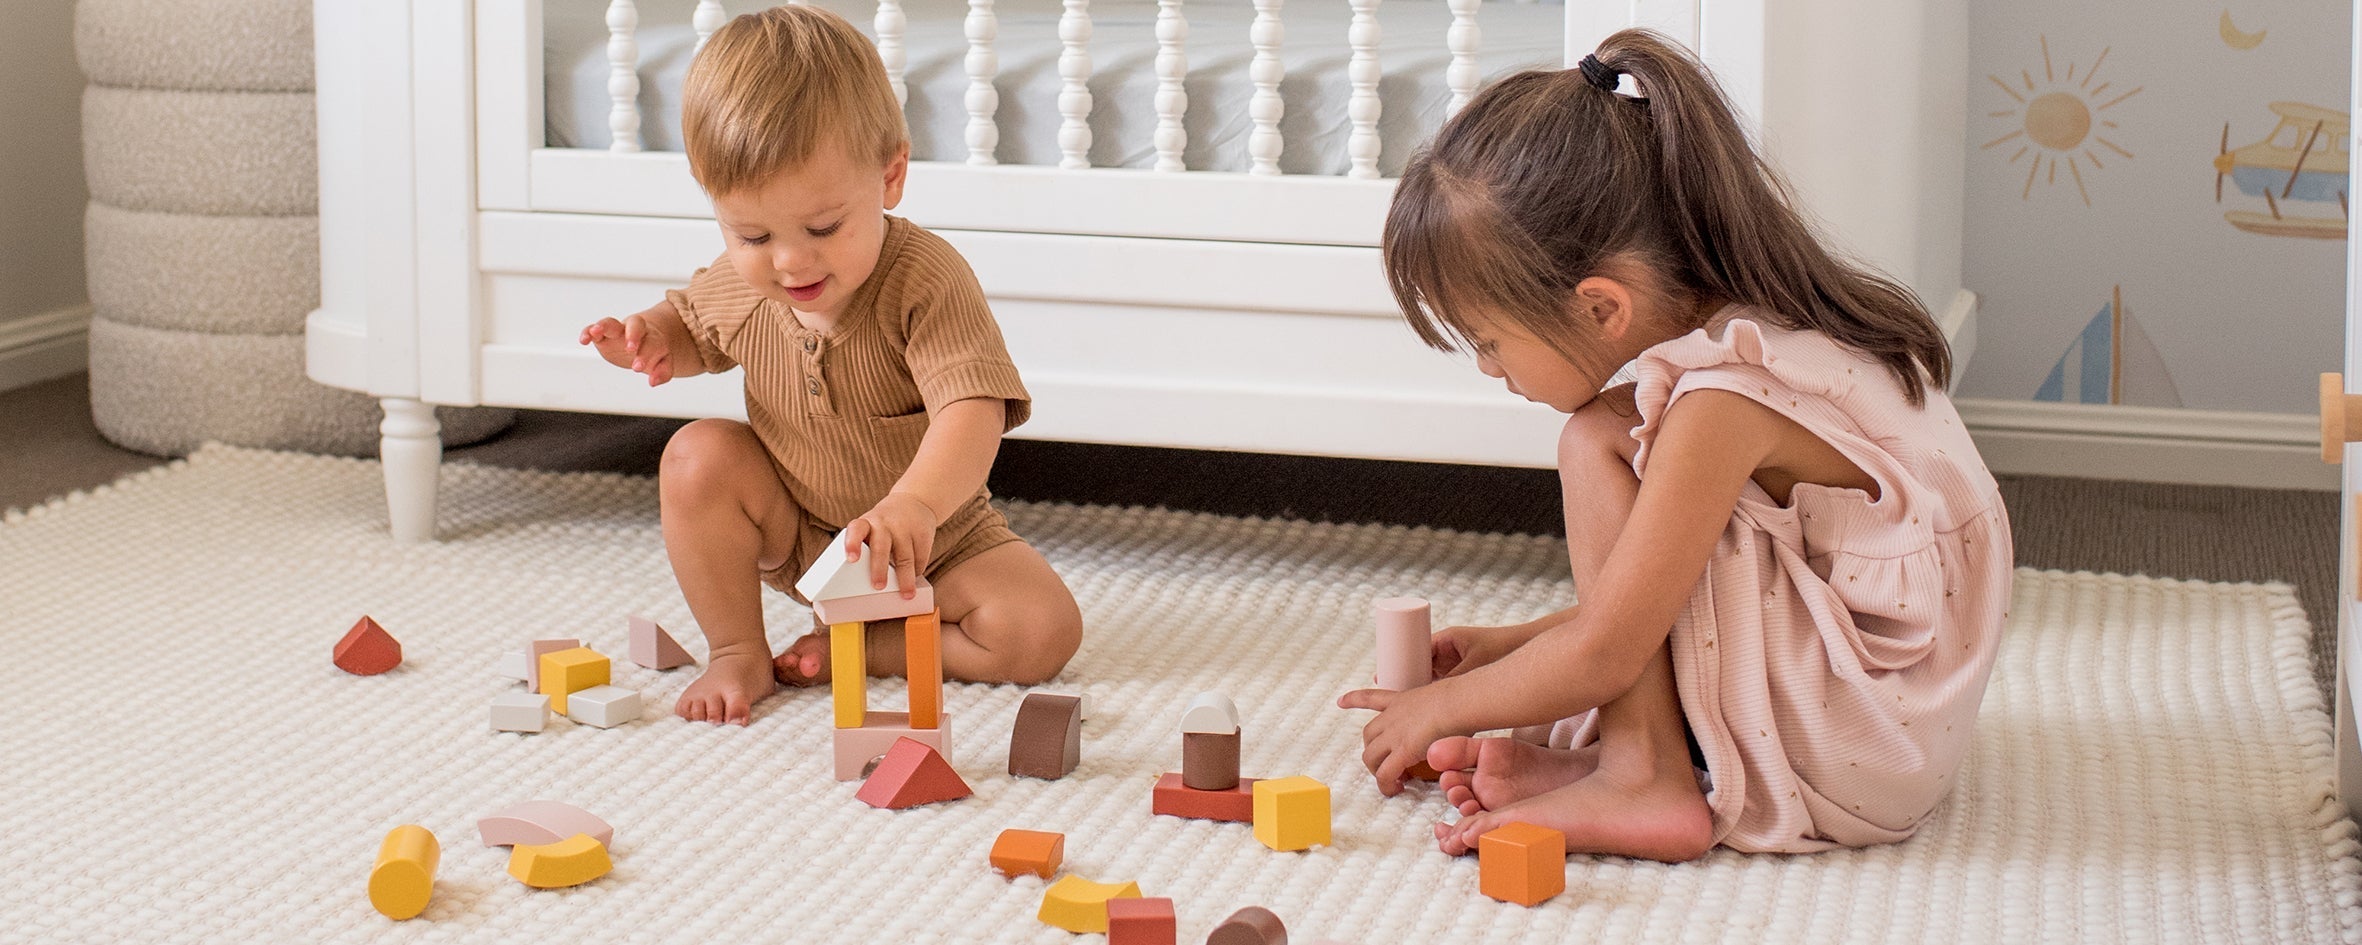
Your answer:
[905,609,942,729]
[1478,821,1567,906]
[989,828,1065,879]
[855,737,972,809]
[1151,772,1256,822]
[334,616,402,675]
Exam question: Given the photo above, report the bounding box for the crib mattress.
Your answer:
[546,0,1567,176]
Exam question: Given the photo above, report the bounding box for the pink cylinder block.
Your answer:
[1374,596,1432,691]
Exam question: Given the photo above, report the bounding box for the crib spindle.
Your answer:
[1058,0,1093,168]
[606,0,642,152]
[877,0,908,106]
[1446,0,1479,112]
[965,0,1000,165]
[693,0,726,51]
[1346,0,1381,178]
[1247,0,1284,175]
[1153,0,1188,172]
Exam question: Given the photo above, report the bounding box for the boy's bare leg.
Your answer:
[774,539,1082,686]
[662,419,805,725]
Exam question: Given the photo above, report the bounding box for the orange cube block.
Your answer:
[989,828,1065,879]
[1478,822,1566,906]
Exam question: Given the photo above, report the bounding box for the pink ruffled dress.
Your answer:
[1558,311,2014,853]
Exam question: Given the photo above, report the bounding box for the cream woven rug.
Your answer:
[3,445,2358,943]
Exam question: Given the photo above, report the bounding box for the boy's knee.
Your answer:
[661,419,760,488]
[984,600,1082,686]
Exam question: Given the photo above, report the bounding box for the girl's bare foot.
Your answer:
[772,632,832,687]
[1429,736,1600,817]
[1435,754,1714,863]
[675,650,777,725]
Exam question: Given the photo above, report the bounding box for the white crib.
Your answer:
[307,0,1972,541]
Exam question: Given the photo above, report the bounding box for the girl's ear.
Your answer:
[1573,276,1636,340]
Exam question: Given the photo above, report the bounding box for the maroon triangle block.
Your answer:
[854,737,971,809]
[334,616,402,675]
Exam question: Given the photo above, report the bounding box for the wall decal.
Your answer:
[2218,9,2267,50]
[2213,102,2349,239]
[1982,36,2141,207]
[2033,286,2183,407]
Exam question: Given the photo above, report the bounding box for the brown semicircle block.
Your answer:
[334,616,402,675]
[1009,692,1083,779]
[1207,906,1287,945]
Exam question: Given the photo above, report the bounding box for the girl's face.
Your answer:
[1465,317,1607,415]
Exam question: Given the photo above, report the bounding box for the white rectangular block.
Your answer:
[491,691,551,733]
[566,684,642,729]
[495,651,531,682]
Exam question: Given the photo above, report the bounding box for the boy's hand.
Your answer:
[579,314,679,386]
[843,492,941,597]
[1337,681,1468,797]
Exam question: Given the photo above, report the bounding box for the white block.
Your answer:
[495,651,531,682]
[491,691,551,733]
[1179,691,1240,734]
[566,685,642,729]
[793,527,902,603]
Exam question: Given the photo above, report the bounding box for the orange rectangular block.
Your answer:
[989,828,1065,879]
[905,609,942,729]
[1478,822,1567,906]
[1151,772,1256,823]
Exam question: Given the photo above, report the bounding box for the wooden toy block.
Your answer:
[1207,906,1287,945]
[794,527,905,602]
[333,616,401,676]
[833,712,951,780]
[476,800,615,848]
[1182,730,1241,791]
[904,608,943,729]
[1252,775,1331,852]
[506,833,612,888]
[1037,687,1091,721]
[565,684,641,728]
[1106,897,1177,945]
[367,824,438,920]
[1179,691,1241,734]
[1478,822,1567,906]
[1373,596,1432,691]
[490,691,551,733]
[524,637,579,692]
[830,621,866,728]
[628,615,695,670]
[1008,692,1082,779]
[495,651,531,682]
[538,646,609,716]
[1151,772,1256,822]
[1036,875,1142,933]
[812,583,936,625]
[855,737,972,809]
[989,828,1065,879]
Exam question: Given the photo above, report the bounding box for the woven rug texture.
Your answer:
[1,445,2357,943]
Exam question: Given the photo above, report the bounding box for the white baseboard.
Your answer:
[1956,398,2335,491]
[0,305,92,394]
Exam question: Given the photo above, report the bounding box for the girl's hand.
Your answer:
[579,314,678,386]
[1432,622,1547,678]
[844,492,941,597]
[1337,681,1467,797]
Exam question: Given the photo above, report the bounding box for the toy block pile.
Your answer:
[796,529,960,782]
[1152,690,1331,852]
[487,616,693,734]
[369,801,617,920]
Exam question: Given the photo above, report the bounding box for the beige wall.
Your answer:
[0,0,88,327]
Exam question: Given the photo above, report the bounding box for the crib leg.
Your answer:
[379,397,442,543]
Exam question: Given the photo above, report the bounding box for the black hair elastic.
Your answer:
[1576,54,1620,93]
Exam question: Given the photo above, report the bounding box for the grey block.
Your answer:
[82,86,315,216]
[84,202,317,335]
[76,0,312,93]
[87,316,515,458]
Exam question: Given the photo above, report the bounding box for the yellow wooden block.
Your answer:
[538,647,610,716]
[506,833,612,888]
[367,824,439,920]
[831,622,865,728]
[1252,775,1332,851]
[1037,875,1142,933]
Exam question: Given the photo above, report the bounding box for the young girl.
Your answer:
[1337,30,2012,862]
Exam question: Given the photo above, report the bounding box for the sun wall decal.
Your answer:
[1981,36,2141,207]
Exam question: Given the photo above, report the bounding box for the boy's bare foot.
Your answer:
[1434,755,1714,863]
[1428,735,1599,817]
[675,650,777,725]
[772,632,832,687]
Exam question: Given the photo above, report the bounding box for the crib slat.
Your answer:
[1346,0,1380,178]
[1446,0,1479,113]
[1247,0,1284,175]
[877,0,908,106]
[607,0,642,152]
[693,0,726,51]
[1153,0,1188,172]
[1058,0,1093,168]
[965,0,1000,165]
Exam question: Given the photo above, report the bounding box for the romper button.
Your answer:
[803,338,817,353]
[807,379,821,395]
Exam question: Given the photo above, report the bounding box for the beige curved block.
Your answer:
[476,800,614,849]
[507,834,612,889]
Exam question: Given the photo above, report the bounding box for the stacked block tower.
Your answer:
[797,530,952,780]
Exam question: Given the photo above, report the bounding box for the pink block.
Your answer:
[525,638,579,692]
[476,800,614,848]
[813,583,936,625]
[628,615,695,670]
[832,712,951,780]
[1373,597,1431,691]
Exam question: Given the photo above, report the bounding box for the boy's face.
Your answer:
[711,145,910,322]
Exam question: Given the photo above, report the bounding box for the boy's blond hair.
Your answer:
[682,5,909,196]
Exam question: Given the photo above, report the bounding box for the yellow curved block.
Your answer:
[368,824,439,920]
[1037,875,1142,933]
[506,833,612,888]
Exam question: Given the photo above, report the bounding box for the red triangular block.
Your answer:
[629,615,695,670]
[854,737,971,809]
[334,616,402,675]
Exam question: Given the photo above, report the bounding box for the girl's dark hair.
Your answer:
[1383,29,1950,404]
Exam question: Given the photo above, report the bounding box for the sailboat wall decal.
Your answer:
[2033,286,2183,407]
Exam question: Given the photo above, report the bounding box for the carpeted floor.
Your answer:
[1,446,2354,942]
